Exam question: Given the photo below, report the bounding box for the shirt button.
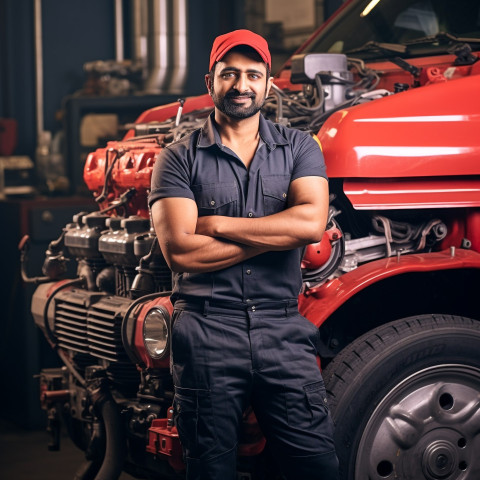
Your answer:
[210,200,216,206]
[248,212,253,218]
[246,269,251,275]
[251,306,256,312]
[282,193,287,198]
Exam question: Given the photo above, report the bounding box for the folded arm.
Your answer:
[195,176,329,250]
[151,197,267,273]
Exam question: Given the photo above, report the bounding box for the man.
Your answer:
[149,29,338,480]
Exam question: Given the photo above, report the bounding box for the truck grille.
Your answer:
[88,296,131,363]
[55,292,94,353]
[54,290,137,384]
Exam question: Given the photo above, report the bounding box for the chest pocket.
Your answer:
[192,182,239,217]
[261,175,290,216]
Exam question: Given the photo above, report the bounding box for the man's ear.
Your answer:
[266,76,274,96]
[205,74,213,95]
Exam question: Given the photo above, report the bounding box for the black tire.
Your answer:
[322,314,480,480]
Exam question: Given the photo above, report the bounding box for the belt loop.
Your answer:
[286,299,297,316]
[203,300,209,316]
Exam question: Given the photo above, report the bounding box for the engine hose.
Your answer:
[19,235,52,284]
[92,391,126,480]
[74,459,102,480]
[95,148,121,204]
[73,419,106,480]
[270,76,325,115]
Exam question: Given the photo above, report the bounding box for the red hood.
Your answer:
[318,74,480,179]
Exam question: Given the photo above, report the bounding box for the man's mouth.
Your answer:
[226,93,255,104]
[225,94,255,107]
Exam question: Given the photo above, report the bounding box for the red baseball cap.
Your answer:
[209,29,271,71]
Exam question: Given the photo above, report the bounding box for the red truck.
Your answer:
[23,0,480,478]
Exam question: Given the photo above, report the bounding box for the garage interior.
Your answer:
[0,0,341,478]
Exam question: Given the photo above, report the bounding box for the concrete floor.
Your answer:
[0,419,135,480]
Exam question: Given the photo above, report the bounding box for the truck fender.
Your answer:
[299,248,480,327]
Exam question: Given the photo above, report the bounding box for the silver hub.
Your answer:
[355,365,480,479]
[423,441,457,479]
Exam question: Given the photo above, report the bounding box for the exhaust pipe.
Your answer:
[144,0,171,93]
[114,0,124,62]
[168,0,188,93]
[131,0,148,80]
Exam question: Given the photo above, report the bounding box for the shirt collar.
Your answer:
[197,112,289,150]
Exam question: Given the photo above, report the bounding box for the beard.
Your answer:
[211,87,267,119]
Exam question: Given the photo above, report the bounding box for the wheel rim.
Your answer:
[355,364,480,480]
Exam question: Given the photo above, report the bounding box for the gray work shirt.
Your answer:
[148,113,327,305]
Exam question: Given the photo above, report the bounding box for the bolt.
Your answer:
[436,454,448,469]
[330,338,340,348]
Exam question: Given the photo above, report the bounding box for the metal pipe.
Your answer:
[93,397,126,480]
[131,0,148,64]
[144,0,170,93]
[114,0,124,62]
[34,0,44,137]
[168,0,188,93]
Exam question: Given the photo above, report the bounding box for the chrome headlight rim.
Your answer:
[142,305,170,359]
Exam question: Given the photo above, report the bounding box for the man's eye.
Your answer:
[249,74,260,80]
[222,72,236,79]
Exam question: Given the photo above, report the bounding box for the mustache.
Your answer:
[225,91,256,99]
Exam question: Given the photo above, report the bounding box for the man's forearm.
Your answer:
[151,197,267,274]
[196,203,326,250]
[161,232,267,273]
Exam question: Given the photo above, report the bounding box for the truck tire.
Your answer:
[322,314,480,480]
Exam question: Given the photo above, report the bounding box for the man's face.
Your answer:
[206,50,273,120]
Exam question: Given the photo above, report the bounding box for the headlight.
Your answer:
[143,307,169,359]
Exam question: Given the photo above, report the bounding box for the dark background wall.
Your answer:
[0,0,341,164]
[0,0,249,161]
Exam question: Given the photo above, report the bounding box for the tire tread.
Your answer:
[323,314,480,410]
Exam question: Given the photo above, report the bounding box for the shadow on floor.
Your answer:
[0,419,135,480]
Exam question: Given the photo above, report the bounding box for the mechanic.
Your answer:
[149,29,338,480]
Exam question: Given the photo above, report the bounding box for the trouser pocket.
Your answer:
[174,386,218,459]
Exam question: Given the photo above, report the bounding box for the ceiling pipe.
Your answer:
[144,0,171,93]
[131,0,148,64]
[34,0,44,138]
[114,0,124,62]
[168,0,188,93]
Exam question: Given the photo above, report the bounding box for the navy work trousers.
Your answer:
[171,300,339,480]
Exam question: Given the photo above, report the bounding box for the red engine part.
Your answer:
[146,407,266,472]
[147,418,184,472]
[301,226,342,270]
[237,407,266,456]
[132,296,174,369]
[84,140,162,218]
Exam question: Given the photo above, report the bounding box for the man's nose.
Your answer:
[234,74,249,92]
